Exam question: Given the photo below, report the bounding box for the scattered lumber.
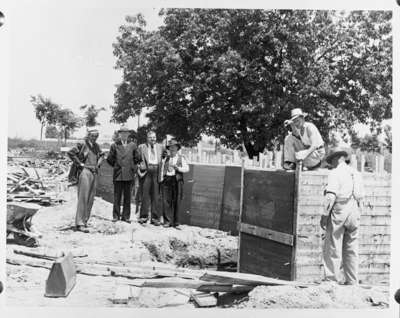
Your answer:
[190,292,218,307]
[199,270,312,287]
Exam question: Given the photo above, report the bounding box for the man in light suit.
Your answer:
[137,131,165,225]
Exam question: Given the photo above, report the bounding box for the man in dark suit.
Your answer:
[106,125,140,223]
[137,131,165,225]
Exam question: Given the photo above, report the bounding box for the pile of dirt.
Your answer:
[237,282,389,309]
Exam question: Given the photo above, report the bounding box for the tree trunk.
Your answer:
[40,123,44,141]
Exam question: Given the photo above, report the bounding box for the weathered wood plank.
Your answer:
[239,222,294,246]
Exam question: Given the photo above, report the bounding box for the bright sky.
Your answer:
[7,1,164,139]
[6,1,391,141]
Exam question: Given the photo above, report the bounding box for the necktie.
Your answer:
[151,145,155,160]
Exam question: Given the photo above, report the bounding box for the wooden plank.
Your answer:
[191,292,218,307]
[197,284,254,293]
[178,164,194,225]
[240,222,293,246]
[200,270,310,287]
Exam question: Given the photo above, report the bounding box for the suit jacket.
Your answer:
[106,140,140,182]
[137,143,165,178]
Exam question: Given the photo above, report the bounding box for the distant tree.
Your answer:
[56,108,82,145]
[112,10,392,150]
[350,129,382,153]
[44,125,59,139]
[31,94,60,140]
[384,125,392,153]
[80,104,106,127]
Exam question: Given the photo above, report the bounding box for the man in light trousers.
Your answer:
[320,147,364,285]
[68,129,104,232]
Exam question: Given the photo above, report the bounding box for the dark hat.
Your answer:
[325,147,352,164]
[166,139,181,150]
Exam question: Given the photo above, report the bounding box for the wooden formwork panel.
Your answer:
[97,162,114,203]
[178,164,195,225]
[239,233,292,280]
[190,165,226,229]
[219,166,241,235]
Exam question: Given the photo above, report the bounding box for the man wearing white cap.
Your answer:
[283,108,325,170]
[321,147,364,285]
[68,128,105,232]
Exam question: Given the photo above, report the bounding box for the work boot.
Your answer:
[163,222,171,228]
[151,219,161,226]
[138,218,147,224]
[121,219,131,224]
[75,226,89,233]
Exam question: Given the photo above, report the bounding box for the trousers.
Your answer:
[284,134,325,168]
[113,180,132,221]
[161,176,183,226]
[139,165,160,220]
[323,200,360,284]
[75,168,97,226]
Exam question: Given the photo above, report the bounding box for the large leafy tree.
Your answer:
[80,104,106,127]
[112,9,392,150]
[31,94,60,140]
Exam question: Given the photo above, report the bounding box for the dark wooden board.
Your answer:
[242,170,295,234]
[178,164,195,225]
[190,165,226,229]
[219,166,241,235]
[96,162,114,203]
[239,233,293,280]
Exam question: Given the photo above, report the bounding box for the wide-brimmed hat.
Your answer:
[325,147,352,164]
[87,128,99,135]
[118,125,132,133]
[166,139,181,150]
[286,108,307,124]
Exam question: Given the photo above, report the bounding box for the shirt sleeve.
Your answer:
[325,170,340,196]
[177,156,189,173]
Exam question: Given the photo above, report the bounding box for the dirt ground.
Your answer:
[6,187,238,307]
[6,187,390,309]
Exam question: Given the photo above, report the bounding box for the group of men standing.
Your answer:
[68,127,189,233]
[68,107,365,285]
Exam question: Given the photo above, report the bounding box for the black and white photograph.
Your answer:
[0,0,398,315]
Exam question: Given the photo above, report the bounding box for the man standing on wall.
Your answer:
[160,139,189,228]
[67,129,104,232]
[106,125,140,223]
[283,108,325,170]
[320,147,364,285]
[137,131,165,225]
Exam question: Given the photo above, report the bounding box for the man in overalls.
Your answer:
[283,108,325,170]
[68,129,104,232]
[320,147,364,285]
[159,139,189,228]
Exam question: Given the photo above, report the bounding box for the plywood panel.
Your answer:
[178,164,195,225]
[242,170,295,234]
[239,233,292,280]
[190,165,226,229]
[219,166,241,235]
[97,162,114,203]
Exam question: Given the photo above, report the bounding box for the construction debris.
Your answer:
[45,253,77,298]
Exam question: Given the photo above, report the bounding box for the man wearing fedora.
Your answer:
[159,139,189,227]
[321,147,364,285]
[68,128,105,232]
[283,108,325,170]
[137,130,166,225]
[106,125,140,223]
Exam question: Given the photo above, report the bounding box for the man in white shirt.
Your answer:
[283,108,325,170]
[137,131,165,225]
[321,147,364,285]
[160,139,189,227]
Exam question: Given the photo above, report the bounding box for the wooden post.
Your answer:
[375,155,379,174]
[290,160,303,281]
[237,158,245,273]
[275,151,282,169]
[361,154,365,173]
[351,154,357,171]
